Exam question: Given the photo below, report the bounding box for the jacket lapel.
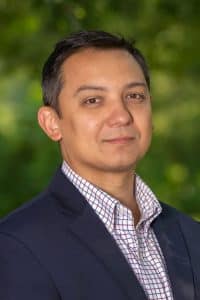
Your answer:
[153,204,195,300]
[49,168,147,300]
[68,203,147,300]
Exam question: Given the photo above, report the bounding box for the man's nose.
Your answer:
[106,100,133,127]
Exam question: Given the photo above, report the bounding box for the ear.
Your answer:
[37,106,62,141]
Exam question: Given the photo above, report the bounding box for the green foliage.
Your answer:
[0,0,199,218]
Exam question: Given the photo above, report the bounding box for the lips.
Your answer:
[103,136,135,144]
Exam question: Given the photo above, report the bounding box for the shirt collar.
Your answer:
[61,161,162,233]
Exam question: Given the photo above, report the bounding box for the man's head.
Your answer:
[38,30,152,180]
[42,30,150,113]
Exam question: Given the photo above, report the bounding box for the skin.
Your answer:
[38,48,152,225]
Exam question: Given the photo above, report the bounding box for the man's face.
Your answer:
[57,48,152,177]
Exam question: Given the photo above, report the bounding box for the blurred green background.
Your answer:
[0,0,199,219]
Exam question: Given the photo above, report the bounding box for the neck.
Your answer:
[92,171,141,225]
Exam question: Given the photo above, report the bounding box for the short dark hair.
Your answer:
[42,30,150,112]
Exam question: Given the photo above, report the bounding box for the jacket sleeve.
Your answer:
[0,232,60,300]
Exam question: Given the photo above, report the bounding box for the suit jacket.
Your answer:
[0,168,199,300]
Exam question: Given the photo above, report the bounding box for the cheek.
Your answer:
[136,111,152,141]
[69,115,101,143]
[143,115,152,137]
[136,108,152,128]
[143,117,153,146]
[145,113,153,131]
[80,114,102,135]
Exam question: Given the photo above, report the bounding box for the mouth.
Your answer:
[103,136,135,144]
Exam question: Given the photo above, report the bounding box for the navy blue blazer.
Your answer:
[0,168,199,299]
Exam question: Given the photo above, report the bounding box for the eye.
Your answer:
[126,93,146,102]
[83,97,101,105]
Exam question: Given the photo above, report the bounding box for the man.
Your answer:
[0,31,199,300]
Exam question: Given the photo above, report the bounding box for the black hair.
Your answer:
[42,30,150,112]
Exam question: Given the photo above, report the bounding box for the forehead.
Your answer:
[63,47,144,74]
[60,48,146,88]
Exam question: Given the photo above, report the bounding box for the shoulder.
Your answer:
[160,202,200,291]
[0,167,73,238]
[160,201,200,227]
[160,201,200,249]
[0,166,83,257]
[0,189,60,239]
[0,190,62,299]
[0,182,75,274]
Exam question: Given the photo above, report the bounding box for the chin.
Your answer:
[100,160,137,173]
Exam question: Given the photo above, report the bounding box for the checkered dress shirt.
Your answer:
[62,161,173,300]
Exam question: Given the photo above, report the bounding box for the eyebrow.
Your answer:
[73,81,147,97]
[74,85,108,96]
[125,82,147,89]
